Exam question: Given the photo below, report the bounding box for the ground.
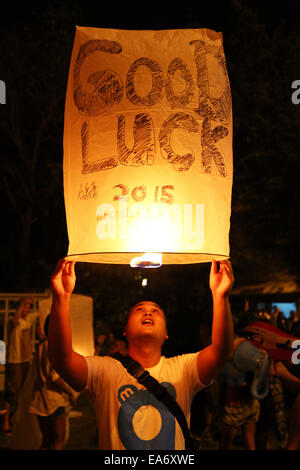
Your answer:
[0,392,98,451]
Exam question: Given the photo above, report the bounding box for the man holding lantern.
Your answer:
[48,258,234,450]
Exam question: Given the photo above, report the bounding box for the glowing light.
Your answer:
[130,253,162,268]
[125,203,182,253]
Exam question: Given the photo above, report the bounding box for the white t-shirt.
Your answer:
[7,313,39,363]
[29,341,71,417]
[84,353,205,450]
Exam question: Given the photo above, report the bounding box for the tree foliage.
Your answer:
[0,4,80,290]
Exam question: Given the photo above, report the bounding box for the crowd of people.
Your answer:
[252,305,300,334]
[0,297,77,449]
[0,260,300,451]
[192,304,300,450]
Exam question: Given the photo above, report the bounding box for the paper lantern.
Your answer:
[39,294,94,356]
[63,27,233,266]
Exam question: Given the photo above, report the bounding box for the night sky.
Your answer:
[0,0,300,349]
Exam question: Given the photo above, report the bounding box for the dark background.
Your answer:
[0,0,299,353]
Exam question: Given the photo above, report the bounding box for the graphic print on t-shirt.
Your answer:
[117,381,176,449]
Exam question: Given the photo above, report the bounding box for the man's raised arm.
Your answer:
[197,259,235,385]
[48,259,87,392]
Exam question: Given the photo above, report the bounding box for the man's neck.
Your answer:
[127,342,162,369]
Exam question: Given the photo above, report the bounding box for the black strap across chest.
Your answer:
[111,353,193,450]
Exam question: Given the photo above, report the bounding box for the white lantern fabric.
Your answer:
[39,294,94,357]
[63,27,233,264]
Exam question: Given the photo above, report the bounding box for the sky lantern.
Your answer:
[63,27,233,267]
[39,294,94,356]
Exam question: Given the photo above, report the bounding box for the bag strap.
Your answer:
[111,353,193,450]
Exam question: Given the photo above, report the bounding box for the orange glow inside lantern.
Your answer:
[63,27,233,267]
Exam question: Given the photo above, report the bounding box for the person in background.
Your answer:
[106,330,128,356]
[94,333,108,356]
[28,315,77,450]
[2,297,45,435]
[219,337,261,450]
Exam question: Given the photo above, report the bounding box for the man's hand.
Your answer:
[197,259,234,385]
[209,259,234,298]
[48,258,87,392]
[50,258,76,298]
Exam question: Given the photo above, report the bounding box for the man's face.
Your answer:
[125,301,168,345]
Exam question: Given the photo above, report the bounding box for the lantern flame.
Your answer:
[130,252,162,268]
